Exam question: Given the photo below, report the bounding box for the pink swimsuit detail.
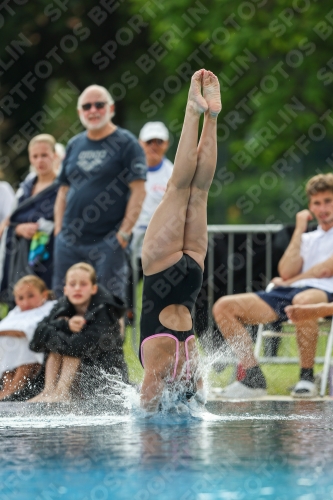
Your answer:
[140,333,195,381]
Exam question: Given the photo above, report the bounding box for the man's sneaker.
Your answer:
[291,380,318,398]
[215,381,267,399]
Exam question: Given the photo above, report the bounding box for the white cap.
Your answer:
[139,122,169,142]
[55,143,66,160]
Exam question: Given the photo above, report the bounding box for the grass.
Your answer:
[0,303,8,321]
[123,326,143,384]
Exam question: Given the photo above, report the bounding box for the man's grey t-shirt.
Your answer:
[59,128,147,243]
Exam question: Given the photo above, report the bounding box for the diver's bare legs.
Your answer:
[142,70,221,275]
[142,69,207,276]
[183,71,221,270]
[140,70,221,411]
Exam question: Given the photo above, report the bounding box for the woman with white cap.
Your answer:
[131,122,173,261]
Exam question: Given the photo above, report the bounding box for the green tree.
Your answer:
[1,0,333,223]
[0,0,155,182]
[128,0,333,223]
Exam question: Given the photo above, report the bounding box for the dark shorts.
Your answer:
[256,286,333,322]
[53,232,128,302]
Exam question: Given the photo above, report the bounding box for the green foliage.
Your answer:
[0,0,152,181]
[128,0,333,150]
[128,0,333,222]
[124,326,143,384]
[1,0,333,221]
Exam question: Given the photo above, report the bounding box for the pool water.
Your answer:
[0,400,332,500]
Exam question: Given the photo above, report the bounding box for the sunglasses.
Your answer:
[81,101,108,111]
[146,139,164,145]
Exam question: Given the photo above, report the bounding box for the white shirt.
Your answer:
[291,226,333,292]
[0,182,16,222]
[131,158,173,259]
[0,300,56,375]
[134,157,173,228]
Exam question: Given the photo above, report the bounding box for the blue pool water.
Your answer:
[1,400,333,500]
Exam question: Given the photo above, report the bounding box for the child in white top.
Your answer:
[0,275,55,399]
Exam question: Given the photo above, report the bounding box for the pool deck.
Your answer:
[208,391,333,401]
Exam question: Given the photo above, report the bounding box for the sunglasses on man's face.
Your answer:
[81,101,108,111]
[146,139,164,145]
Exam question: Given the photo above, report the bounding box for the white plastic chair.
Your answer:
[254,285,333,397]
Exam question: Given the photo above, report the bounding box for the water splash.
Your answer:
[0,412,130,429]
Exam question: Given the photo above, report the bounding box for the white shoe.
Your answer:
[291,380,318,398]
[217,381,267,399]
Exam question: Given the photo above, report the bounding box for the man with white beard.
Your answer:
[53,85,147,304]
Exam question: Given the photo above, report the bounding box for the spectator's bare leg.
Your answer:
[0,364,40,399]
[295,320,319,368]
[30,353,62,402]
[48,356,81,402]
[213,294,279,369]
[0,371,14,394]
[292,288,328,371]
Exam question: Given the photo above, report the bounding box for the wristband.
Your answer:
[118,230,131,242]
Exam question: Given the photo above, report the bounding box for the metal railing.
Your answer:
[206,224,283,328]
[131,224,283,353]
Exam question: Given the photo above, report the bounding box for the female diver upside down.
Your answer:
[139,69,222,412]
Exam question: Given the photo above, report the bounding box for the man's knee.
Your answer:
[292,292,319,306]
[213,295,244,321]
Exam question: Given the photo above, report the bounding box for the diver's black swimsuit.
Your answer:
[139,253,203,376]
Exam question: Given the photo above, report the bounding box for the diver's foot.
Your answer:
[187,69,208,114]
[203,70,222,117]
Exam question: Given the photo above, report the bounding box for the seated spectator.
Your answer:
[213,173,333,399]
[0,134,59,302]
[0,275,56,400]
[29,263,128,402]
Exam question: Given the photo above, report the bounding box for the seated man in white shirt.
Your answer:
[131,121,173,260]
[213,173,333,399]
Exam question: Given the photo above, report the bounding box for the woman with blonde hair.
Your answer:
[0,134,59,302]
